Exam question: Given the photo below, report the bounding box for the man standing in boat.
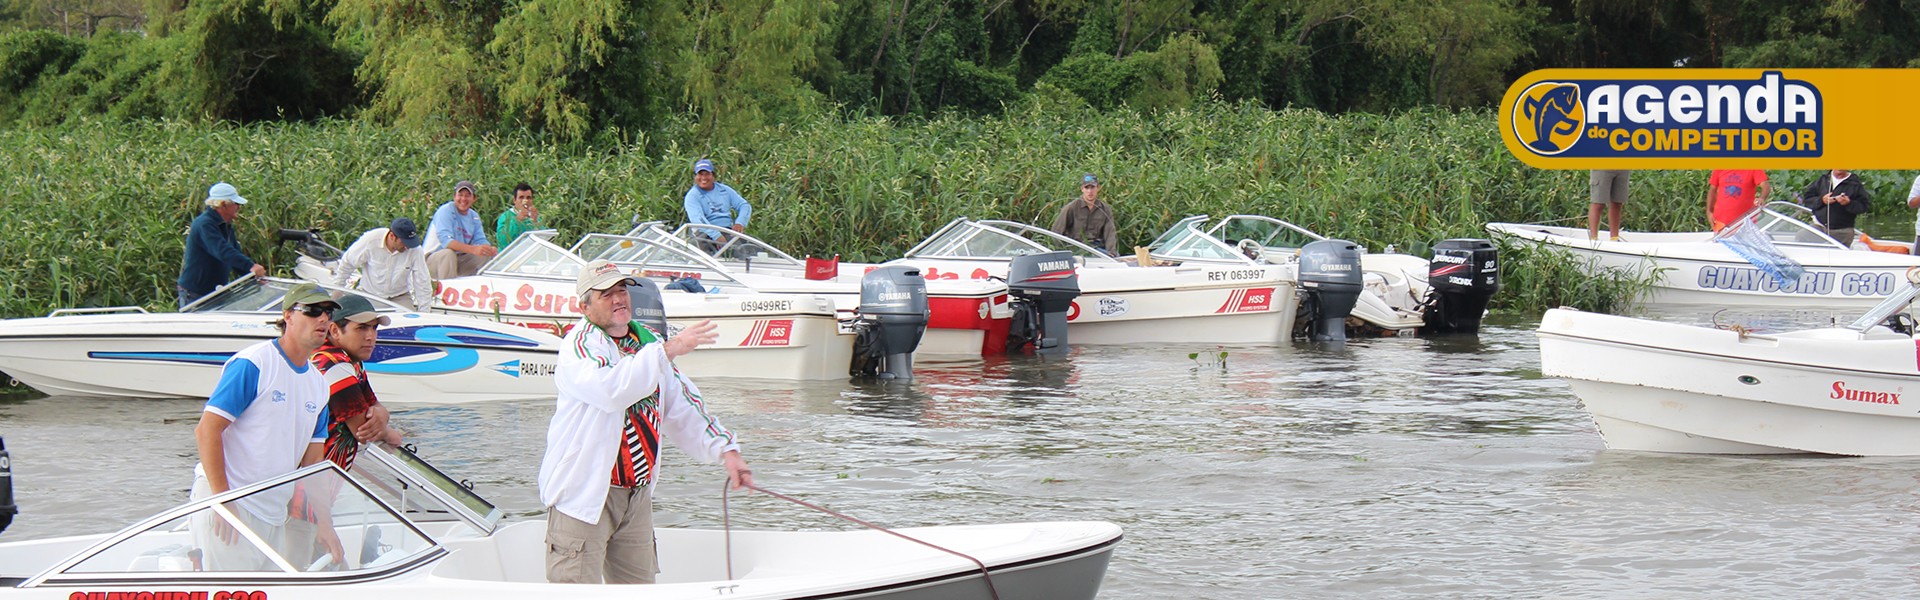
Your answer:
[178,182,269,308]
[1798,169,1870,247]
[1587,170,1629,241]
[1051,174,1120,255]
[1705,169,1770,232]
[330,218,433,310]
[539,260,753,584]
[190,283,334,570]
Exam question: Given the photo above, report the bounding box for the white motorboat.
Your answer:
[579,226,1013,359]
[0,443,1122,599]
[1489,202,1920,308]
[1538,269,1920,455]
[0,278,560,404]
[1149,214,1499,337]
[389,232,857,381]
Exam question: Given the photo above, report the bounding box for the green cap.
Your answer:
[330,294,391,326]
[282,283,333,311]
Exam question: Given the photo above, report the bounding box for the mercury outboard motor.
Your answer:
[851,266,929,379]
[626,277,672,338]
[1005,251,1080,354]
[1423,239,1500,334]
[0,435,15,534]
[1297,239,1364,343]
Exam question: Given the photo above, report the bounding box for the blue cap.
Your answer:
[694,159,715,174]
[389,218,423,248]
[1081,174,1100,187]
[207,182,248,205]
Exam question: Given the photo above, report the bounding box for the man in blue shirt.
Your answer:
[178,182,268,308]
[683,159,753,249]
[425,180,497,279]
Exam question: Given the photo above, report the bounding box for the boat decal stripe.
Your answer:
[87,351,233,365]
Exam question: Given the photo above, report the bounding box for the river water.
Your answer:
[5,310,1920,598]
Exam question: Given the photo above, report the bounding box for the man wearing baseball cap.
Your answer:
[425,180,497,279]
[1050,173,1120,255]
[332,218,434,310]
[538,260,752,584]
[682,159,754,248]
[284,293,405,567]
[178,182,269,308]
[190,282,333,570]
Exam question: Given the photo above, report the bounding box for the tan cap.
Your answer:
[576,260,638,297]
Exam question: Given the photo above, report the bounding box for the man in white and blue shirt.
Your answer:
[190,283,335,571]
[425,180,497,279]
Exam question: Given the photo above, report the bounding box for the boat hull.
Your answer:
[1538,308,1920,455]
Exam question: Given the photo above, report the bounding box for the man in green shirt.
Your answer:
[496,182,542,245]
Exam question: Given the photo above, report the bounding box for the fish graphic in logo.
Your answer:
[1513,82,1584,156]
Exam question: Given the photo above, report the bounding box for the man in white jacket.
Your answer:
[538,260,752,584]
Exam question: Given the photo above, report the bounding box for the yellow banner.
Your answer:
[1500,69,1920,169]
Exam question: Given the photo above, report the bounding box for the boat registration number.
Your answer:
[1208,269,1265,281]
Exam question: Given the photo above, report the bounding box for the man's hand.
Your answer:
[730,223,745,232]
[477,245,499,257]
[316,527,347,570]
[721,450,753,491]
[354,405,392,442]
[663,320,718,358]
[249,264,268,279]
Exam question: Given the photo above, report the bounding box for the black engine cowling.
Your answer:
[0,436,15,535]
[1296,240,1364,342]
[625,277,673,339]
[1005,251,1079,354]
[851,266,929,379]
[1422,239,1499,334]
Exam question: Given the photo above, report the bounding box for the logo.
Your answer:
[1215,287,1275,313]
[1514,82,1584,155]
[1831,381,1900,405]
[304,400,318,413]
[1503,70,1823,165]
[1097,297,1129,317]
[741,319,794,347]
[272,390,287,403]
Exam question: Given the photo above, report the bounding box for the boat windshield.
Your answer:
[25,444,496,586]
[571,233,745,289]
[906,218,1123,264]
[1206,215,1327,251]
[669,224,807,269]
[1147,215,1256,264]
[480,229,585,280]
[1714,202,1847,250]
[184,278,400,314]
[1848,271,1920,331]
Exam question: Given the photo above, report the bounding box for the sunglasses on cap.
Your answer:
[290,303,337,318]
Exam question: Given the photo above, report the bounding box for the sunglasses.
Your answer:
[290,303,337,318]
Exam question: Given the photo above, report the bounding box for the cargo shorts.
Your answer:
[546,486,657,584]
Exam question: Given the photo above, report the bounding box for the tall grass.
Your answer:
[4,105,1915,319]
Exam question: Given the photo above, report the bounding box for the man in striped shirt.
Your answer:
[538,260,752,584]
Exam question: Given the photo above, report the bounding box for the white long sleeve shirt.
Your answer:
[332,228,434,310]
[538,319,739,524]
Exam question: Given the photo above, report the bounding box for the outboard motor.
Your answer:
[1297,240,1364,343]
[276,228,342,262]
[851,266,929,380]
[1005,251,1080,354]
[0,435,14,534]
[626,277,672,338]
[1422,239,1500,334]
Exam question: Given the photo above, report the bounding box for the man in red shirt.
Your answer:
[1706,169,1771,231]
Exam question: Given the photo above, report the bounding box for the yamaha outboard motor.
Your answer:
[852,266,929,380]
[1423,239,1500,334]
[0,435,14,534]
[626,277,672,338]
[1297,239,1364,343]
[1005,251,1080,354]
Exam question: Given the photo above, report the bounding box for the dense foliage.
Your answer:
[6,0,1919,141]
[6,107,1919,319]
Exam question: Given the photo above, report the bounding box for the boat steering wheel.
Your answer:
[1237,239,1265,262]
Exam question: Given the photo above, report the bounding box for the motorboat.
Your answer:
[1489,202,1920,308]
[328,231,863,381]
[1148,215,1500,337]
[1537,268,1920,455]
[581,225,1013,359]
[0,443,1122,599]
[0,443,1119,594]
[0,278,561,404]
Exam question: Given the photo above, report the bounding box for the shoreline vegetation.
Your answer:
[6,105,1919,320]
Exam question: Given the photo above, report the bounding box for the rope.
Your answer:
[721,482,1002,600]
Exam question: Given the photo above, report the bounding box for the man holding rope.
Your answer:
[538,260,754,584]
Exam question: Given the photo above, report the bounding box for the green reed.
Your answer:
[4,105,1916,319]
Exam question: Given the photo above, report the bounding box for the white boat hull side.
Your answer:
[1491,222,1920,308]
[1538,308,1920,455]
[437,306,854,381]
